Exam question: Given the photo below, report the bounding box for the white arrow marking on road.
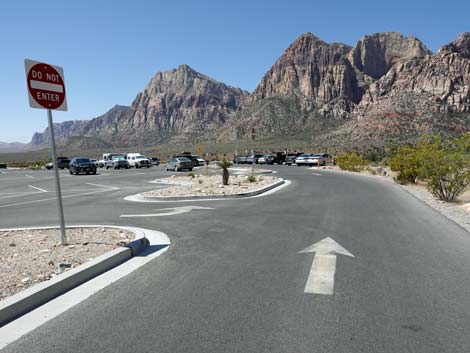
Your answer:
[299,237,354,295]
[120,206,214,218]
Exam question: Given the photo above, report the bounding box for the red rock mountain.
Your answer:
[31,65,247,148]
[29,32,470,151]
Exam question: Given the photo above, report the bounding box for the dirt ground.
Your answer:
[0,227,134,300]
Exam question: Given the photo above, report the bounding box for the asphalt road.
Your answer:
[1,165,470,352]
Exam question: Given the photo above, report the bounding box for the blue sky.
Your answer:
[1,0,469,143]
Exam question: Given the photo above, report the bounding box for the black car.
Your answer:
[45,157,70,170]
[150,157,160,166]
[69,157,97,175]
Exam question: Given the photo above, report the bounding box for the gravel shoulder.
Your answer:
[143,174,279,198]
[0,227,134,300]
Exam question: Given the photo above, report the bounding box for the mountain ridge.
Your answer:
[24,31,470,154]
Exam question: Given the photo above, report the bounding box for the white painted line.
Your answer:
[299,237,354,295]
[28,185,47,193]
[0,192,42,200]
[120,206,214,218]
[30,80,64,93]
[25,175,34,179]
[0,189,114,209]
[312,173,322,176]
[85,182,119,190]
[0,226,170,349]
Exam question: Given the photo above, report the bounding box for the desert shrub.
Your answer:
[389,134,470,202]
[247,175,256,183]
[187,171,195,178]
[336,153,368,172]
[388,145,421,184]
[217,158,232,185]
[418,135,470,202]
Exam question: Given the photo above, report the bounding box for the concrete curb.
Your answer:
[129,179,285,202]
[0,225,168,327]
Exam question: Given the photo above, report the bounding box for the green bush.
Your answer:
[388,134,470,202]
[247,175,256,183]
[418,135,470,202]
[187,171,195,178]
[388,145,421,184]
[336,153,368,172]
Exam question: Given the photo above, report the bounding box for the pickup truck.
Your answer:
[45,157,70,170]
[105,156,130,169]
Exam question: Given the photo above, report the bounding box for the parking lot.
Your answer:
[0,167,173,228]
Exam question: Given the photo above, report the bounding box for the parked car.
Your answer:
[295,154,316,166]
[233,155,248,164]
[285,152,304,166]
[175,153,199,168]
[97,159,105,168]
[246,154,264,164]
[126,153,151,168]
[69,157,97,175]
[105,156,130,169]
[90,159,98,167]
[258,154,277,165]
[45,157,70,170]
[150,157,160,166]
[166,157,194,171]
[306,153,334,166]
[196,157,206,166]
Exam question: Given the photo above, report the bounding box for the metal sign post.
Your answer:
[25,59,68,245]
[47,109,67,245]
[251,127,256,174]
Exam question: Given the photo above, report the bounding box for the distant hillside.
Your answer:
[0,141,35,153]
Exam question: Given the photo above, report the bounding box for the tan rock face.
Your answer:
[28,32,470,151]
[129,65,247,141]
[355,46,470,119]
[349,32,431,79]
[254,33,360,114]
[31,65,248,148]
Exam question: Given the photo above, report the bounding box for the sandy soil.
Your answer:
[0,227,134,300]
[143,174,280,198]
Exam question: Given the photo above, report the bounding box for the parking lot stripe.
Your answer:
[28,185,48,193]
[25,175,34,179]
[85,182,120,190]
[0,189,115,209]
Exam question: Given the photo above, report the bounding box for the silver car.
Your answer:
[166,157,194,172]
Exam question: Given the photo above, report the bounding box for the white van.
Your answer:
[126,153,151,168]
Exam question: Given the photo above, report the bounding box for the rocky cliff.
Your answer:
[28,32,470,152]
[30,65,248,148]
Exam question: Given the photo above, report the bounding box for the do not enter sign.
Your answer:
[24,59,67,111]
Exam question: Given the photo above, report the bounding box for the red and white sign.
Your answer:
[24,59,67,111]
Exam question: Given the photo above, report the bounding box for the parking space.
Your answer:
[0,167,170,210]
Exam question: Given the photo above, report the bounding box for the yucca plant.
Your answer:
[217,158,232,185]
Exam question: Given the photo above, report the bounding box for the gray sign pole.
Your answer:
[47,109,67,245]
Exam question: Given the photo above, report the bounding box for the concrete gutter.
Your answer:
[128,179,286,202]
[0,225,168,327]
